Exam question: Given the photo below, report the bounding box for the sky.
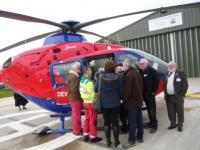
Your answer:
[0,0,199,66]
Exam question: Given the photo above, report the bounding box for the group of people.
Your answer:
[66,58,188,148]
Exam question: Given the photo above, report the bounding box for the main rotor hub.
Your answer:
[62,20,80,32]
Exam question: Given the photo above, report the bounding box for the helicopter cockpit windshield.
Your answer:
[43,33,87,46]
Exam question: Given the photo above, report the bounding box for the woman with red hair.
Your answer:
[95,60,121,147]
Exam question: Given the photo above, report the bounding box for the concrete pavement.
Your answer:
[0,78,199,150]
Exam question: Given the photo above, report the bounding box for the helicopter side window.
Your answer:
[116,53,139,68]
[132,50,167,74]
[53,62,74,85]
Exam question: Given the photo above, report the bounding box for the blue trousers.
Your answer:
[127,107,144,142]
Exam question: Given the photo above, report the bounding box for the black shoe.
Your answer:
[90,137,102,143]
[122,141,136,148]
[136,138,144,143]
[168,125,177,130]
[83,135,89,142]
[178,126,183,132]
[106,140,112,147]
[104,126,111,147]
[23,107,27,110]
[114,140,120,147]
[149,128,157,133]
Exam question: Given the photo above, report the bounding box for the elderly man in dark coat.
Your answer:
[122,60,144,148]
[139,58,158,133]
[164,61,188,132]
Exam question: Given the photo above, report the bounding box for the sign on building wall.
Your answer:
[148,12,183,31]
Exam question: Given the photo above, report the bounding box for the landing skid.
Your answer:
[33,113,72,135]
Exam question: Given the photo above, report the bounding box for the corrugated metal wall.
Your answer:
[121,26,200,77]
[105,4,200,77]
[108,6,200,41]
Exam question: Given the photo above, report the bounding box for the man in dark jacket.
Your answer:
[66,61,83,135]
[122,60,144,148]
[115,64,128,134]
[139,58,158,133]
[164,61,188,132]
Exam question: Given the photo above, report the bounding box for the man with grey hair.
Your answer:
[164,61,188,132]
[66,61,83,135]
[139,58,158,133]
[122,59,144,148]
[71,61,81,75]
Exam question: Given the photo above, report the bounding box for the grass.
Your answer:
[0,87,13,99]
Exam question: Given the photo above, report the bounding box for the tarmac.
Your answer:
[0,78,199,150]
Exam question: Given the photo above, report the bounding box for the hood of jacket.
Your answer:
[101,72,118,81]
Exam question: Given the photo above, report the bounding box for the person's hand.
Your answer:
[92,99,96,103]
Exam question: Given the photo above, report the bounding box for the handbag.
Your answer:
[92,74,102,112]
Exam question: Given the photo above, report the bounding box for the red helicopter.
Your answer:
[0,2,198,134]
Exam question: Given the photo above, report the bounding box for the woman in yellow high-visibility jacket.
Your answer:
[79,66,102,143]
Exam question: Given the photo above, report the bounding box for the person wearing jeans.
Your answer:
[122,60,144,148]
[127,108,143,143]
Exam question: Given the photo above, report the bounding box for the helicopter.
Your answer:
[0,2,199,134]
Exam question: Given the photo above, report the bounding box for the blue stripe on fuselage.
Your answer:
[21,94,71,115]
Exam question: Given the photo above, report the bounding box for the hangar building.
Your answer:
[104,3,200,77]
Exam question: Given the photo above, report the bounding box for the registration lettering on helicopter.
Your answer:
[57,91,67,97]
[65,45,77,50]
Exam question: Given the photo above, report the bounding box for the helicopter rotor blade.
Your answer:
[79,30,120,44]
[1,2,199,33]
[74,2,200,30]
[0,10,68,29]
[0,30,61,53]
[0,2,199,52]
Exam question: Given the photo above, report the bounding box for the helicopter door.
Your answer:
[83,53,114,81]
[50,60,81,104]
